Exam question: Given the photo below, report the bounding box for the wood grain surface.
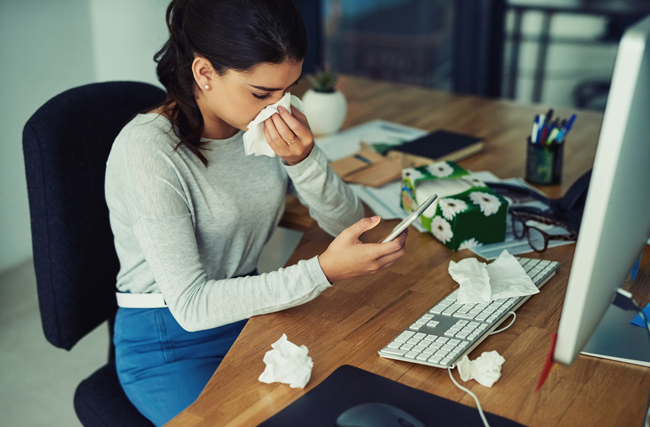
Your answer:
[167,75,650,427]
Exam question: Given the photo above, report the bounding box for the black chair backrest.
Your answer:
[23,82,166,351]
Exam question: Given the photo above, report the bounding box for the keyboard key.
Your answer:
[453,312,476,319]
[407,338,420,345]
[394,331,414,342]
[448,339,461,345]
[400,344,414,351]
[413,345,427,352]
[441,344,455,351]
[387,342,401,349]
[444,330,456,337]
[428,355,442,364]
[436,337,449,343]
[405,351,419,359]
[416,354,430,361]
[428,342,443,349]
[441,357,452,366]
[414,333,426,339]
[381,348,407,356]
[475,313,489,321]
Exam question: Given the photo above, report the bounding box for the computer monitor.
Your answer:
[554,15,650,366]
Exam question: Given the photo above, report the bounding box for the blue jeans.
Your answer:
[114,308,247,426]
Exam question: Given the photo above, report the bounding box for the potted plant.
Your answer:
[302,68,347,135]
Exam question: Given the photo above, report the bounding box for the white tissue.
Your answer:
[457,350,505,387]
[258,334,313,389]
[448,250,540,304]
[243,93,305,157]
[448,257,492,304]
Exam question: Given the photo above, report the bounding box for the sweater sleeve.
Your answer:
[134,215,331,331]
[284,145,364,236]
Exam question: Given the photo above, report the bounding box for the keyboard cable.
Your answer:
[448,367,490,427]
[490,312,516,335]
[446,311,517,427]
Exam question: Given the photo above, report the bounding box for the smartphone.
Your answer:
[380,194,438,243]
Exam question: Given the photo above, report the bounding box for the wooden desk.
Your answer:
[168,76,650,427]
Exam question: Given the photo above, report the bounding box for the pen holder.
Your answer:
[525,137,563,185]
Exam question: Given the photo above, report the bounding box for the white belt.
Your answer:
[116,292,167,308]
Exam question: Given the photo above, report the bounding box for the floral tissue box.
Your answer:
[400,161,508,251]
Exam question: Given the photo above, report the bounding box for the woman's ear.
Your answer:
[192,57,214,91]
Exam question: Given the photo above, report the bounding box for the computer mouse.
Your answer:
[335,402,425,427]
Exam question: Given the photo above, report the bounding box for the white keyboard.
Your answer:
[379,258,560,369]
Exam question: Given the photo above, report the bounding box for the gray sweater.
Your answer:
[105,114,363,331]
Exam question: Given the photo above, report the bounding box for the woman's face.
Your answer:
[194,59,303,139]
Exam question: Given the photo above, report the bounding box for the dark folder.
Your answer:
[387,129,484,164]
[260,365,524,427]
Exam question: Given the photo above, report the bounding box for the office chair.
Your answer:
[23,81,166,427]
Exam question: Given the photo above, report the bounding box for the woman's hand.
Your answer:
[318,216,408,283]
[263,106,314,165]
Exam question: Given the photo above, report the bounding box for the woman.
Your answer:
[105,0,408,425]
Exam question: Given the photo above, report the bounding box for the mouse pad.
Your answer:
[260,365,525,427]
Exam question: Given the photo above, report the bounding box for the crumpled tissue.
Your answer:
[449,250,539,304]
[457,350,506,387]
[243,92,305,157]
[258,334,313,389]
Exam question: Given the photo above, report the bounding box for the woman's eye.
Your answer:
[253,93,271,100]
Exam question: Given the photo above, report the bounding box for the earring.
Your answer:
[204,85,210,90]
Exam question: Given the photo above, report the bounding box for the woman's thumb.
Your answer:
[342,216,381,240]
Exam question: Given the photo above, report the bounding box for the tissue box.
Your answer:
[401,161,508,251]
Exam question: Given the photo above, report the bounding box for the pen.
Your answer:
[544,109,553,127]
[564,114,577,133]
[547,127,559,145]
[532,115,539,143]
[559,114,576,143]
[537,114,546,143]
[354,154,372,164]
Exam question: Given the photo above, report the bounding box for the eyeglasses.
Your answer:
[511,210,578,252]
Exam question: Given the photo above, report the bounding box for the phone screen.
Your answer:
[380,194,438,243]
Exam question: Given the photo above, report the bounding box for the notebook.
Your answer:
[260,365,524,427]
[387,129,484,165]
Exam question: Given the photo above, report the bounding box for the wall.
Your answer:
[0,0,96,274]
[0,0,169,274]
[89,0,168,85]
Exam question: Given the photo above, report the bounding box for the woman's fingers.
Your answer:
[270,112,298,146]
[263,121,286,154]
[277,106,312,142]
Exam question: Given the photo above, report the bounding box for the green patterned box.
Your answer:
[400,161,508,251]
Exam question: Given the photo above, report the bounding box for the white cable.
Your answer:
[490,311,516,335]
[448,367,490,427]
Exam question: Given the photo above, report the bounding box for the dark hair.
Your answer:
[154,0,308,165]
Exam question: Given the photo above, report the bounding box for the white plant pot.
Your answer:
[301,89,347,135]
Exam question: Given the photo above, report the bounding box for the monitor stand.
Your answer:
[581,301,650,367]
